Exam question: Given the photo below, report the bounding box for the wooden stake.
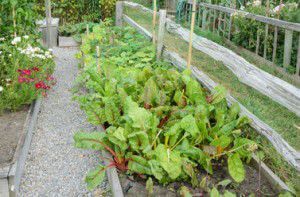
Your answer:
[12,5,17,37]
[96,46,101,74]
[187,0,197,69]
[86,24,89,35]
[152,0,157,44]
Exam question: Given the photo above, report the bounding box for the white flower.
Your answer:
[23,35,29,39]
[240,6,245,11]
[0,37,5,41]
[11,37,21,45]
[253,0,261,7]
[9,54,12,57]
[246,2,251,6]
[0,86,3,92]
[48,48,53,52]
[273,4,285,13]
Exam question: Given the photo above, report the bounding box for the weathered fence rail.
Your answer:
[183,0,300,76]
[124,1,300,117]
[122,1,300,171]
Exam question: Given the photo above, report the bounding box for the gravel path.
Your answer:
[18,47,109,196]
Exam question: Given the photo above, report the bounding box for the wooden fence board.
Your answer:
[165,19,300,116]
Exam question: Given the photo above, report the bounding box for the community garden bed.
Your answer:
[0,106,29,168]
[73,22,293,196]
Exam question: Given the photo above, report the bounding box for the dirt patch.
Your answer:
[0,106,29,165]
[120,163,277,196]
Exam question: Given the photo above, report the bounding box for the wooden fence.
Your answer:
[121,1,300,172]
[180,0,300,76]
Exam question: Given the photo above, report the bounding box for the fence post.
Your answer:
[272,26,278,63]
[152,0,157,44]
[157,10,167,60]
[255,30,260,55]
[283,29,293,69]
[116,1,124,26]
[45,0,52,48]
[296,35,300,76]
[201,7,207,30]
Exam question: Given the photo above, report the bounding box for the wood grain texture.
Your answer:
[116,1,124,27]
[157,10,167,59]
[165,19,300,116]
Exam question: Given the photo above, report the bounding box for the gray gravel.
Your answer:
[18,47,110,196]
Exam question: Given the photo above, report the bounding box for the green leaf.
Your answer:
[211,136,232,148]
[181,115,199,138]
[185,79,205,105]
[182,162,198,187]
[211,86,227,104]
[179,186,193,197]
[223,190,236,197]
[153,144,182,180]
[85,165,106,190]
[148,160,165,181]
[124,97,152,130]
[128,160,151,175]
[216,179,232,188]
[228,153,245,183]
[146,177,154,195]
[74,132,106,150]
[174,90,186,107]
[210,187,220,197]
[142,77,158,106]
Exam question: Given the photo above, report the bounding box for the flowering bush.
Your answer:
[0,35,55,112]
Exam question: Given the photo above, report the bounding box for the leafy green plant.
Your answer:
[0,0,39,37]
[59,22,98,42]
[36,0,101,25]
[73,23,257,190]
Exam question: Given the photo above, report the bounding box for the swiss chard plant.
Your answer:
[73,22,257,191]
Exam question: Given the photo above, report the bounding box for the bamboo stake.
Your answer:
[187,0,197,69]
[86,24,89,35]
[96,46,101,74]
[152,0,157,44]
[12,5,17,37]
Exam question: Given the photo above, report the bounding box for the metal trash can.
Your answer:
[36,18,59,47]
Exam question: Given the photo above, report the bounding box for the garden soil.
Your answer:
[0,107,29,165]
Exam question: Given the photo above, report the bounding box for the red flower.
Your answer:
[35,81,50,90]
[17,69,32,76]
[22,69,32,76]
[32,67,40,72]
